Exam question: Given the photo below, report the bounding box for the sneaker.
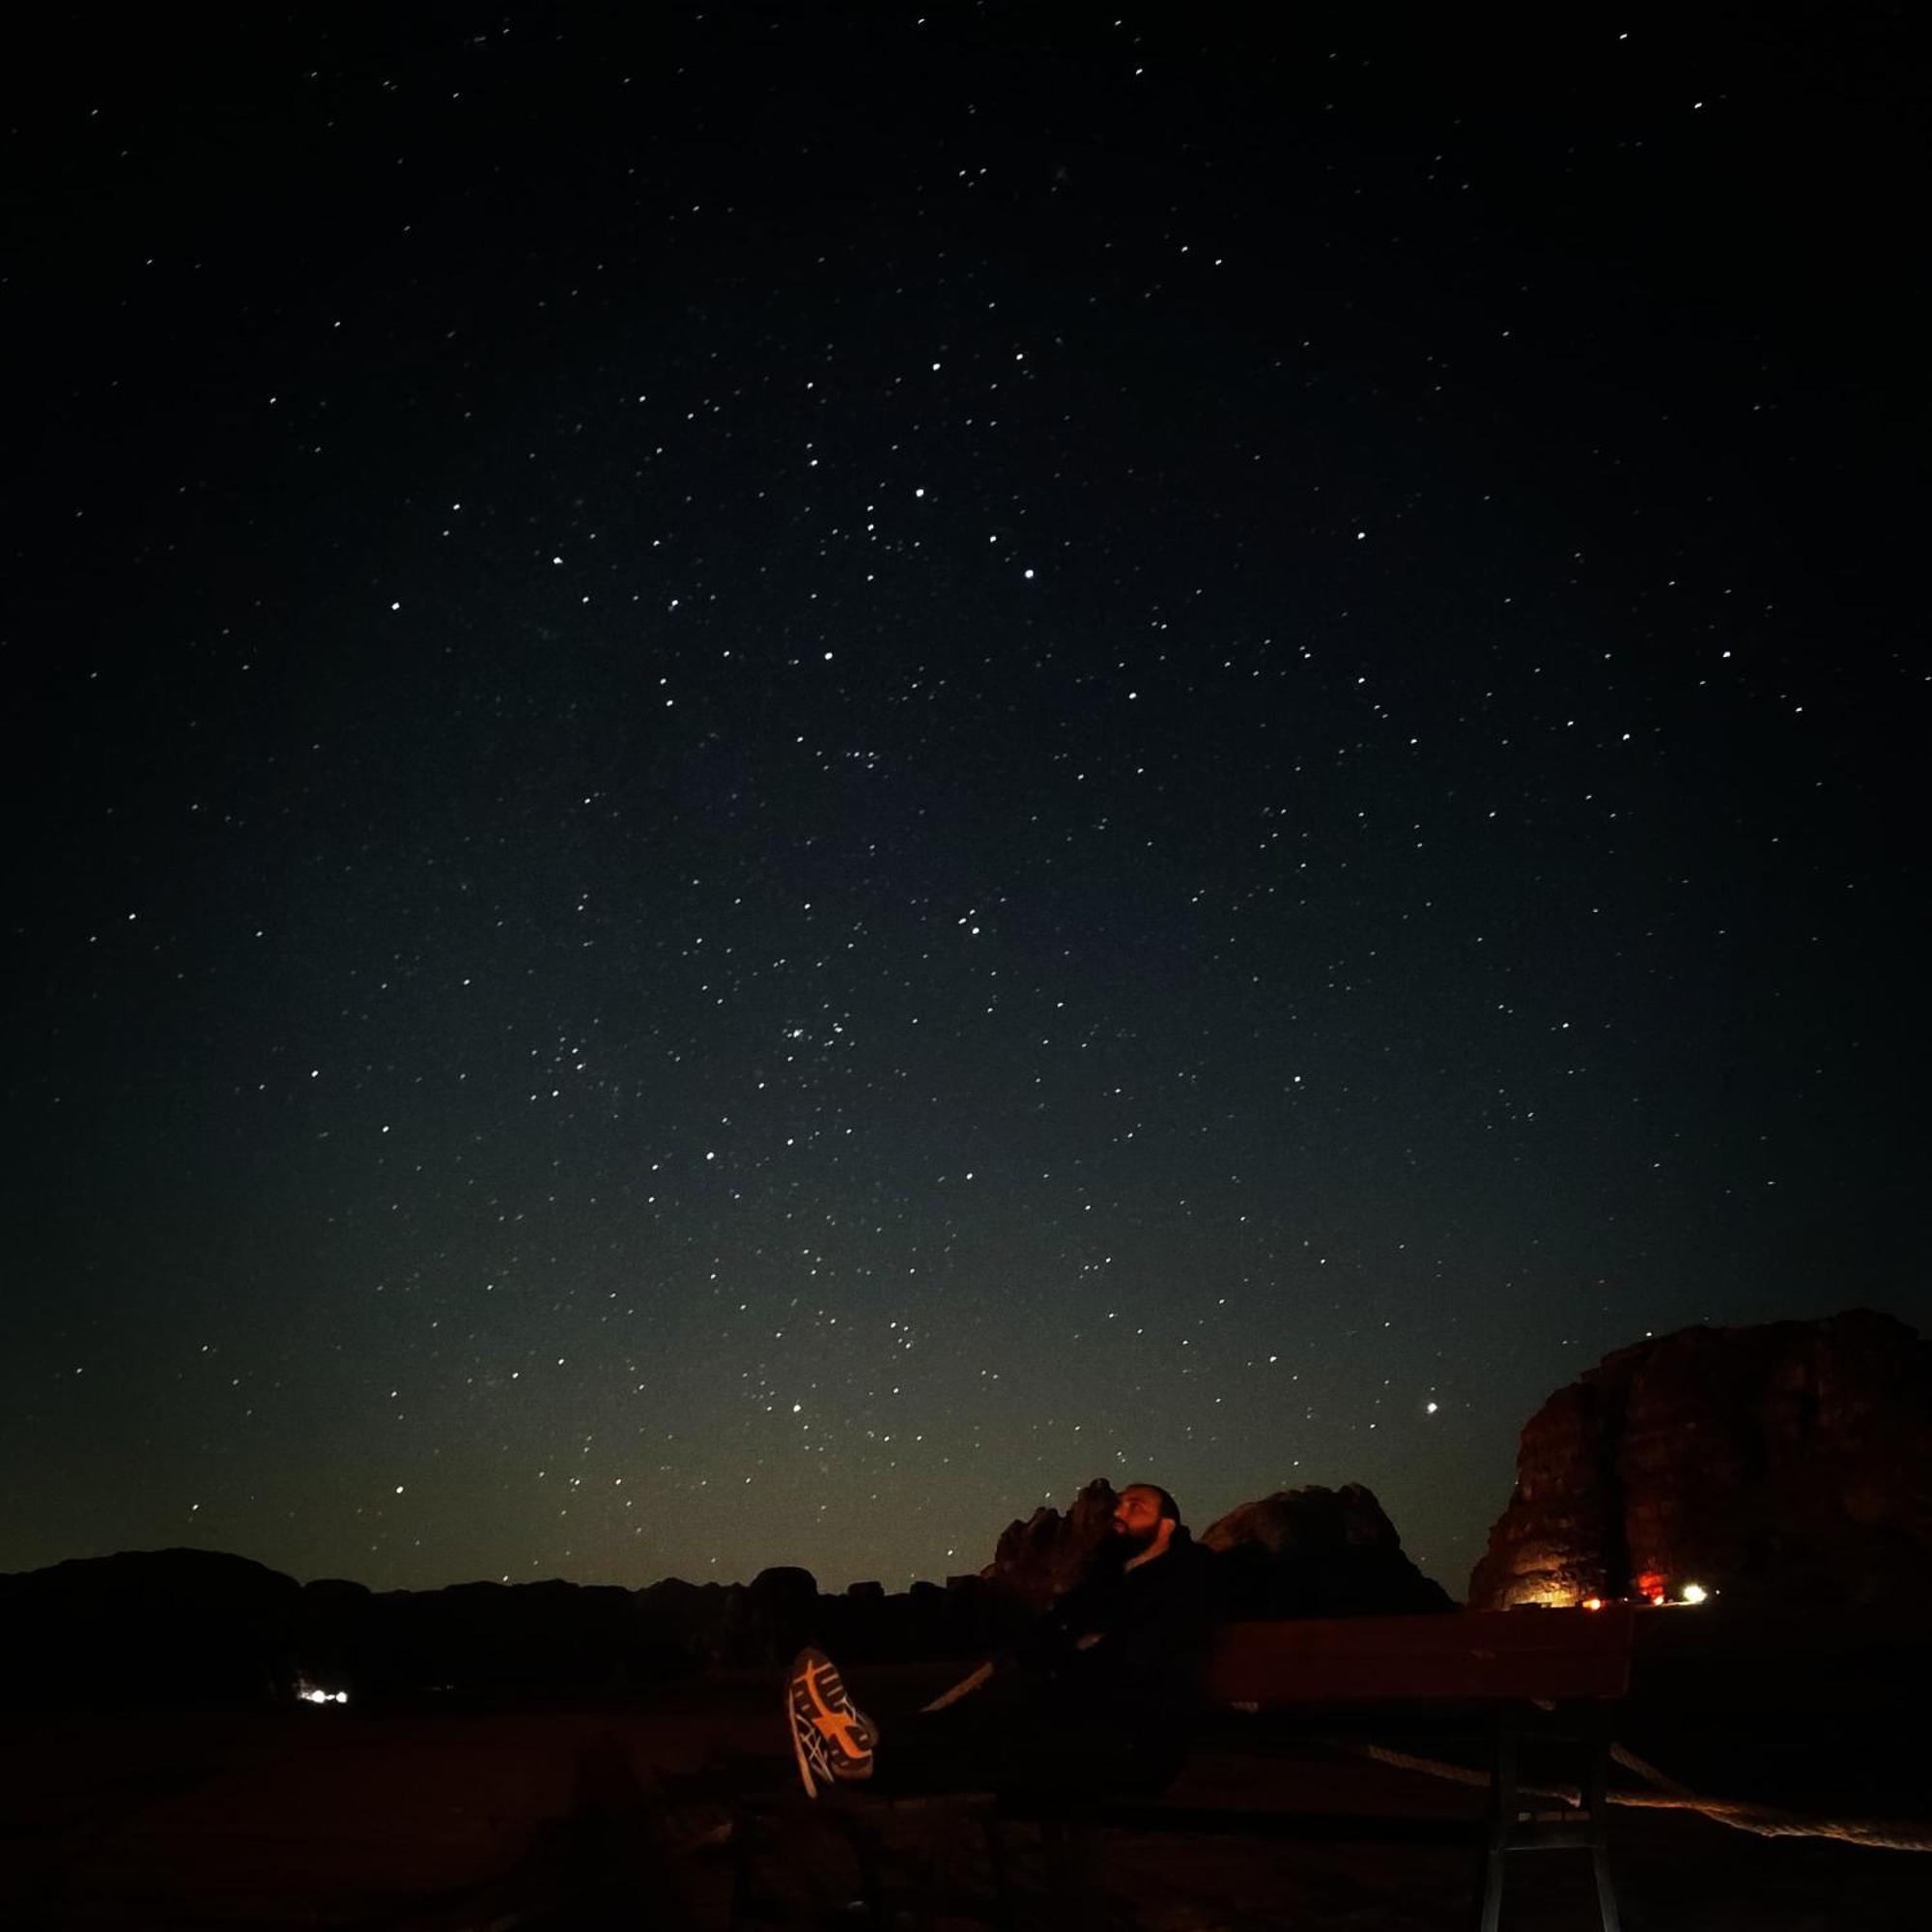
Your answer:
[785,1647,879,1796]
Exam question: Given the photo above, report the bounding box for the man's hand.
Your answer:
[1074,1633,1104,1650]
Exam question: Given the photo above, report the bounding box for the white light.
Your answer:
[1681,1582,1708,1605]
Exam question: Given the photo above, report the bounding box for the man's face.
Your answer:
[1109,1487,1169,1556]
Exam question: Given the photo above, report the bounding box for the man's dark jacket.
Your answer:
[1012,1530,1223,1717]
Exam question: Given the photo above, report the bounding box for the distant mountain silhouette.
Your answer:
[0,1477,1449,1708]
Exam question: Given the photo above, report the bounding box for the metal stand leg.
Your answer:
[1583,1719,1621,1932]
[1473,1719,1514,1932]
[1469,1706,1625,1932]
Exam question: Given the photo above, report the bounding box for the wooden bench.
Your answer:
[733,1605,1637,1931]
[1055,1605,1637,1932]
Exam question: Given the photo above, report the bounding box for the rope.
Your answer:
[1608,1744,1932,1854]
[1315,1738,1932,1854]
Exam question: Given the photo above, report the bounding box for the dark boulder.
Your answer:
[717,1565,821,1666]
[1201,1484,1454,1617]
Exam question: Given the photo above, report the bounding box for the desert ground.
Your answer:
[1,1659,1924,1930]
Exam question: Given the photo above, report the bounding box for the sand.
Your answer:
[1,1668,1923,1928]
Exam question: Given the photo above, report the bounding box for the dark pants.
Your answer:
[870,1663,1185,1801]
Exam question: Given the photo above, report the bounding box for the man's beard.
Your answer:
[1108,1520,1160,1559]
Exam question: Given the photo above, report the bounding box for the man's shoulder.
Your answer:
[1135,1536,1219,1592]
[1158,1533,1215,1569]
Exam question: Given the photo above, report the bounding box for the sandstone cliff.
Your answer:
[1468,1309,1932,1610]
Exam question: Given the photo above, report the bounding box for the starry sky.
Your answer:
[4,7,1923,1600]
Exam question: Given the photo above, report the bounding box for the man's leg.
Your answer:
[852,1662,1059,1794]
[872,1666,1151,1800]
[787,1650,1171,1802]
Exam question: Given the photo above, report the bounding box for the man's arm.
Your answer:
[920,1571,1114,1710]
[1068,1547,1224,1698]
[920,1660,994,1712]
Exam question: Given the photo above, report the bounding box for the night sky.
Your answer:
[5,7,1923,1601]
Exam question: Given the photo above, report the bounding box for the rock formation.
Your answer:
[1,1471,1465,1708]
[984,1478,1118,1609]
[0,1548,301,1707]
[985,1477,1452,1618]
[718,1565,822,1667]
[1469,1309,1932,1610]
[1200,1484,1454,1616]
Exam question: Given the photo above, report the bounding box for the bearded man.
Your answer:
[786,1483,1222,1800]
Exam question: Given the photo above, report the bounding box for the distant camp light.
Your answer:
[1680,1582,1708,1605]
[1580,1597,1605,1611]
